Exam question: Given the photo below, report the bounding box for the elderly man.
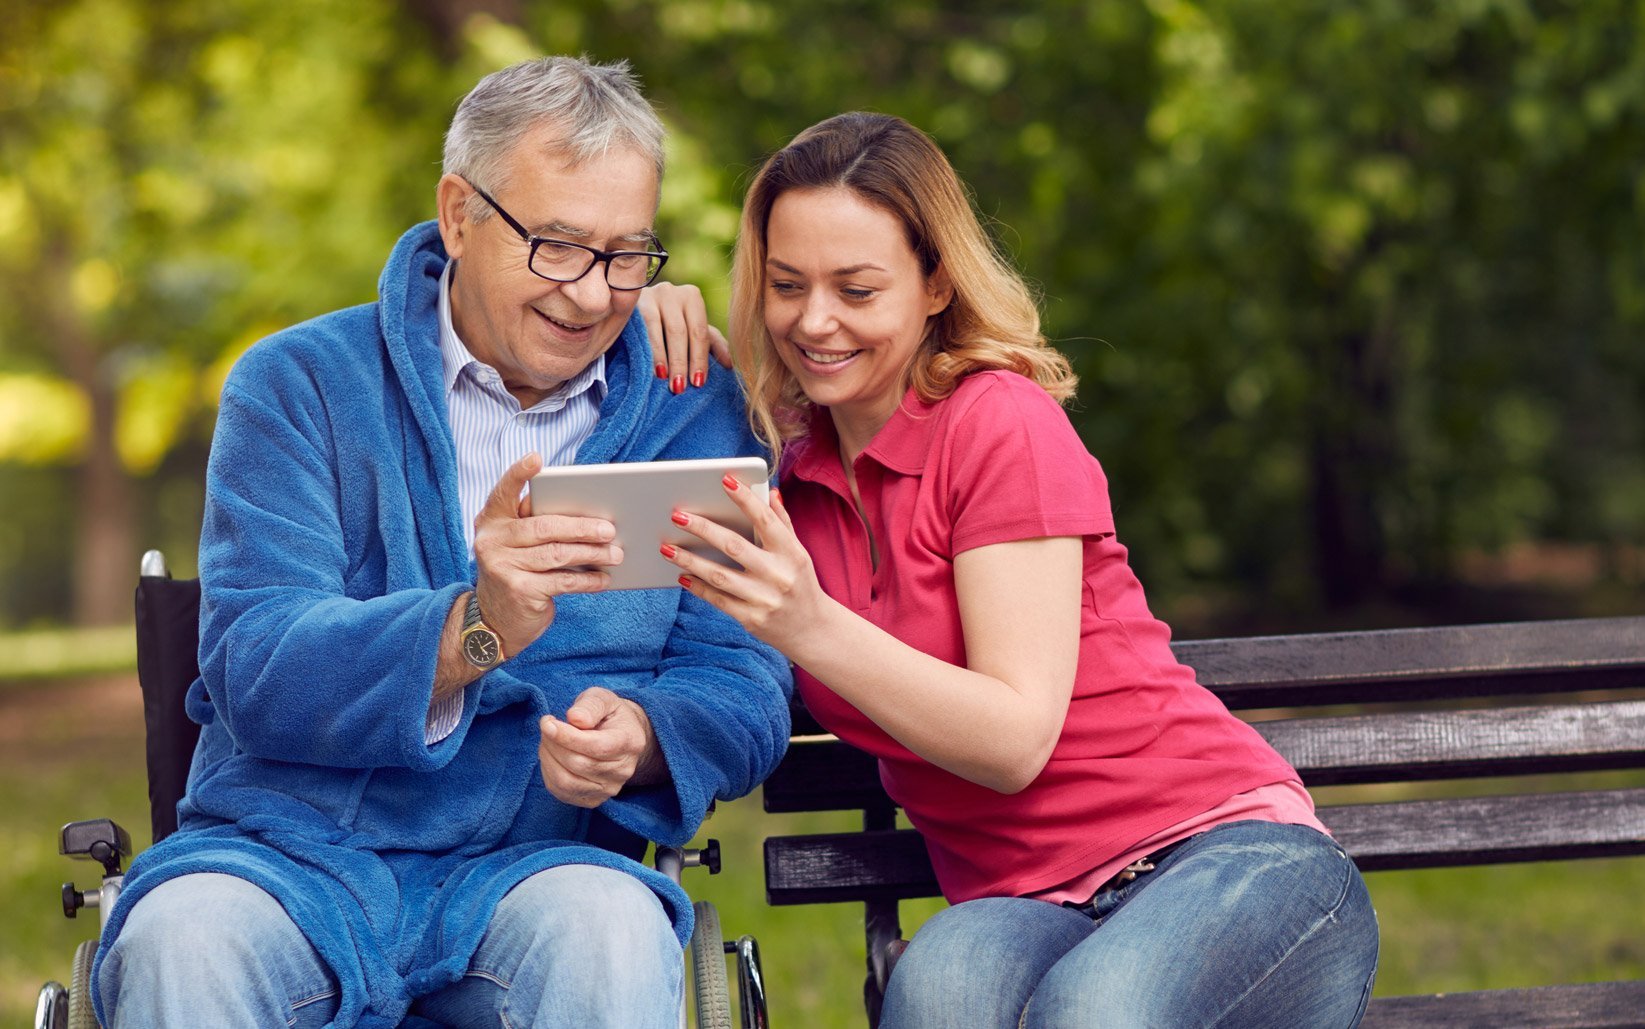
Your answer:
[93,57,790,1028]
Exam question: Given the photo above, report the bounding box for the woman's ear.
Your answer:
[925,264,955,317]
[435,174,471,260]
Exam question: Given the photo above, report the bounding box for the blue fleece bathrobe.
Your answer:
[93,223,792,1028]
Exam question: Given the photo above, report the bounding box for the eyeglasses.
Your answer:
[468,182,668,291]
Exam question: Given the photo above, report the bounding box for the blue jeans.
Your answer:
[881,821,1379,1028]
[97,864,683,1028]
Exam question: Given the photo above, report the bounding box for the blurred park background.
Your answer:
[1,0,1642,1024]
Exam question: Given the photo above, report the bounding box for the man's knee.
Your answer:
[500,864,677,965]
[466,864,680,1025]
[100,872,336,1027]
[107,873,290,973]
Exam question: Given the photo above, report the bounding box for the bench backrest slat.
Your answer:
[1256,699,1645,785]
[1174,616,1645,708]
[1325,786,1645,870]
[766,699,1645,812]
[765,786,1645,905]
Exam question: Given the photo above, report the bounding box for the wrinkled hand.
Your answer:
[637,281,732,393]
[473,453,623,658]
[538,687,664,807]
[663,476,831,653]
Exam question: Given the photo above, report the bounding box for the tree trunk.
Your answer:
[72,378,137,626]
[45,244,136,626]
[1309,321,1399,608]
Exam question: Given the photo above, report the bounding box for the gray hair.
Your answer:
[443,56,666,221]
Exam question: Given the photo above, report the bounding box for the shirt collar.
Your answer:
[438,259,606,410]
[786,384,943,485]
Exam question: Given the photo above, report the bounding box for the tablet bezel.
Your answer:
[527,456,770,591]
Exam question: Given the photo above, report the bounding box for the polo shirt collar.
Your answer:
[786,384,943,485]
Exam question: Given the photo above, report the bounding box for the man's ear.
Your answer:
[435,174,472,260]
[926,264,955,317]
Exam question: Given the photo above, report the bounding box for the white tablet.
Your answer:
[528,456,770,591]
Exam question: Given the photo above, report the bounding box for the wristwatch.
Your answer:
[459,593,504,670]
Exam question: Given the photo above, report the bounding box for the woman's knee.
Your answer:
[1026,823,1380,1027]
[882,898,1092,1029]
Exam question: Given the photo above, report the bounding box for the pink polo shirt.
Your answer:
[782,370,1303,903]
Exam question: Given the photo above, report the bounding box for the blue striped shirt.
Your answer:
[427,259,607,742]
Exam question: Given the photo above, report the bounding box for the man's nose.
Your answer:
[559,266,614,314]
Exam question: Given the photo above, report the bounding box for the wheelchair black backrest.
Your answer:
[133,571,203,844]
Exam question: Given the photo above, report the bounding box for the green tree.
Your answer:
[549,0,1645,620]
[0,0,461,622]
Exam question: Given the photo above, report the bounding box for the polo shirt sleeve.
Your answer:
[946,372,1116,556]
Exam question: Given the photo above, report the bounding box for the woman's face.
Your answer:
[762,187,951,440]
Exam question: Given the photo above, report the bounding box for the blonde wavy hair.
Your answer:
[731,112,1077,464]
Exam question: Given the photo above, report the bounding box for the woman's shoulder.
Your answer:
[935,369,1075,439]
[949,368,1065,412]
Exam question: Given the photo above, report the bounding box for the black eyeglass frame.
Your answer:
[468,182,669,291]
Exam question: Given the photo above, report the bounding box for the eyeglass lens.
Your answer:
[530,241,663,290]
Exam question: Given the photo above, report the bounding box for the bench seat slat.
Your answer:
[1361,979,1645,1029]
[765,787,1645,904]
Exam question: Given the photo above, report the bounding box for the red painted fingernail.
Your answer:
[678,575,692,589]
[671,375,684,394]
[655,363,667,379]
[671,510,690,526]
[722,473,740,490]
[691,371,705,388]
[659,543,678,559]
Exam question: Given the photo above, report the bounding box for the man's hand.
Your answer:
[538,687,667,807]
[473,452,623,657]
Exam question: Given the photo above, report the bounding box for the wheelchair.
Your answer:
[36,551,768,1029]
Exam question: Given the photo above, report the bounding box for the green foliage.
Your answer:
[1,1,1641,622]
[559,0,1645,617]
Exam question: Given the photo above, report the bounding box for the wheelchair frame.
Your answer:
[36,550,768,1029]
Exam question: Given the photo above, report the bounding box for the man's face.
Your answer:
[439,123,659,409]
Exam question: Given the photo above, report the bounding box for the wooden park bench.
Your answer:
[761,616,1645,1028]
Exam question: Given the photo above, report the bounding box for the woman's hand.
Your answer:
[661,475,830,653]
[637,282,732,394]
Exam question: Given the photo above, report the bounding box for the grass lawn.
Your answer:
[2,675,1641,1026]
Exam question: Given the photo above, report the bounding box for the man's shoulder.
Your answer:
[226,302,385,390]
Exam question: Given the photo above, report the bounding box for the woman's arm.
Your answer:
[669,482,1081,794]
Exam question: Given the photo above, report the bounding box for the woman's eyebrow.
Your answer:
[766,257,887,276]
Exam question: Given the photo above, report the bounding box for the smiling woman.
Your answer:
[761,187,952,458]
[662,111,1383,1028]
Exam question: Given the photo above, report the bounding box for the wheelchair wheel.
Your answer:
[689,901,733,1029]
[67,940,101,1029]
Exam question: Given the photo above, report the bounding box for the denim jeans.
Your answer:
[880,821,1379,1028]
[97,864,683,1028]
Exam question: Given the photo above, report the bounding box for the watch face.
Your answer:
[463,629,500,667]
